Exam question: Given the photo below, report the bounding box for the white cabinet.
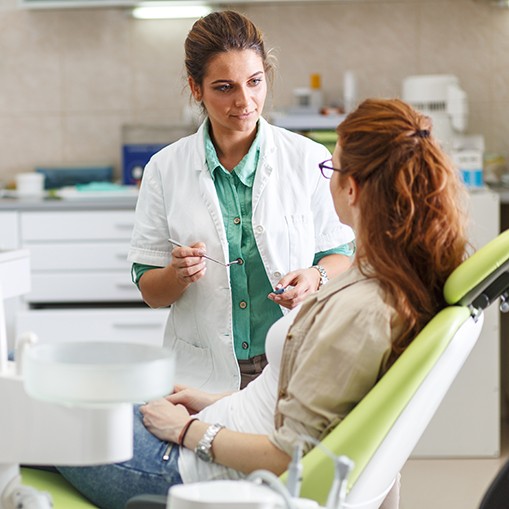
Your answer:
[412,189,501,457]
[16,308,167,346]
[2,204,168,348]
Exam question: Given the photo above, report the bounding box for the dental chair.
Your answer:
[19,229,509,509]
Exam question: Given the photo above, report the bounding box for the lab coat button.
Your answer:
[255,225,264,234]
[239,301,247,309]
[274,272,282,278]
[233,217,241,225]
[242,342,249,350]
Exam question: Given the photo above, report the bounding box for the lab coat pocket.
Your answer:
[173,337,213,388]
[284,213,315,267]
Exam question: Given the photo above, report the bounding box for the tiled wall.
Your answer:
[0,0,507,181]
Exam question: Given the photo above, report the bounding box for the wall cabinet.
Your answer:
[0,203,168,348]
[412,189,501,458]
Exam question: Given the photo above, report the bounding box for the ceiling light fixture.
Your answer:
[132,2,212,19]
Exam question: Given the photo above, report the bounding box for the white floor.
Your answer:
[399,419,509,509]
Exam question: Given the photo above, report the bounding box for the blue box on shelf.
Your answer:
[122,144,166,185]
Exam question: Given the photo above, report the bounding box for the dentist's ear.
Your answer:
[188,77,202,102]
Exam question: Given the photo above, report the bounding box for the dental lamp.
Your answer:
[0,249,175,509]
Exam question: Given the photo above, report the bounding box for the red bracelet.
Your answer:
[178,417,198,446]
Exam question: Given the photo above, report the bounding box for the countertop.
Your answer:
[0,195,138,211]
[0,186,507,212]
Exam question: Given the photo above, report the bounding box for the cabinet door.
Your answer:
[16,308,169,347]
[27,273,141,303]
[412,190,501,457]
[29,242,130,271]
[0,212,19,250]
[20,211,135,241]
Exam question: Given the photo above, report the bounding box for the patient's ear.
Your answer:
[347,176,360,206]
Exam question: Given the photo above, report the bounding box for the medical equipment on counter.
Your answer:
[0,249,175,509]
[402,74,468,152]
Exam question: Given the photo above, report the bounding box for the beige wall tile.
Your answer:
[62,113,131,177]
[58,8,133,113]
[0,9,61,113]
[0,114,62,179]
[1,0,509,179]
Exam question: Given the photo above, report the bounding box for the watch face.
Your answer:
[196,445,213,463]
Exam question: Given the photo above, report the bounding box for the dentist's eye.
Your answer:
[215,84,232,93]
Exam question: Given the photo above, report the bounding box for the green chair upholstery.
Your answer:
[20,468,97,508]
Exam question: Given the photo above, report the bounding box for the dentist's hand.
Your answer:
[140,398,190,443]
[170,241,207,284]
[267,267,321,309]
[166,384,230,414]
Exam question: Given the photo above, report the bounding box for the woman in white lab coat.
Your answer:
[128,10,354,392]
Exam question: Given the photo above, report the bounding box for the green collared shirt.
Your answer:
[204,121,282,359]
[132,120,354,360]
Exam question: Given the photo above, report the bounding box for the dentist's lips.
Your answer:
[232,111,254,120]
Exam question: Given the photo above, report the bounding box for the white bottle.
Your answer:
[343,70,357,113]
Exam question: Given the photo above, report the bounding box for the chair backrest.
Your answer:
[295,229,509,508]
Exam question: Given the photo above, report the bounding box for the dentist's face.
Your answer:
[189,49,267,139]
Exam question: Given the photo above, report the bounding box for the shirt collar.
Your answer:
[204,120,261,187]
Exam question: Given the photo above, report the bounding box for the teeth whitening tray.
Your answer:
[0,249,175,509]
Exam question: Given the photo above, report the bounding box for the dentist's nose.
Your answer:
[234,86,250,108]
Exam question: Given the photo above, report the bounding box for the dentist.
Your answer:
[128,11,354,391]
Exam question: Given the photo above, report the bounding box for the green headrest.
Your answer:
[444,229,509,306]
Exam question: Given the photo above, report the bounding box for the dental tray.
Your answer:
[23,342,175,406]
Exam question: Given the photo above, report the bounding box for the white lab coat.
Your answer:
[128,118,354,392]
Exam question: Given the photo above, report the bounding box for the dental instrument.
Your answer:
[168,239,241,267]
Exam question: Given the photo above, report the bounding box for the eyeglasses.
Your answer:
[318,159,343,179]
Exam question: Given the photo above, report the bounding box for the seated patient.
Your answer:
[58,98,469,509]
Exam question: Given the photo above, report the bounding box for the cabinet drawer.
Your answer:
[27,273,141,303]
[28,242,130,271]
[21,210,135,242]
[16,308,168,346]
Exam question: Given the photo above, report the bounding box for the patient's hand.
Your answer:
[166,384,231,413]
[140,398,189,443]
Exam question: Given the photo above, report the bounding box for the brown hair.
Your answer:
[337,98,469,367]
[184,10,274,88]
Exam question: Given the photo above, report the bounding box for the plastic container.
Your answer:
[23,342,175,406]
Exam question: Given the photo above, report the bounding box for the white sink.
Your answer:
[23,341,175,405]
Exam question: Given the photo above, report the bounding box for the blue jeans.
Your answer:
[57,406,183,509]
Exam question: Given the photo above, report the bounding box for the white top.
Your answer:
[178,305,302,484]
[128,117,354,392]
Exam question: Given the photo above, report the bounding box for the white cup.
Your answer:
[16,172,45,197]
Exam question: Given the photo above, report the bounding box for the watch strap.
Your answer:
[194,423,225,463]
[312,264,329,288]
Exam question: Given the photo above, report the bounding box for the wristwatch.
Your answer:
[312,264,329,288]
[194,423,225,463]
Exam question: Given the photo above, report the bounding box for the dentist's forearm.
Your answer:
[138,266,189,308]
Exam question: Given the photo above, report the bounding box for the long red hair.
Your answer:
[337,98,469,367]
